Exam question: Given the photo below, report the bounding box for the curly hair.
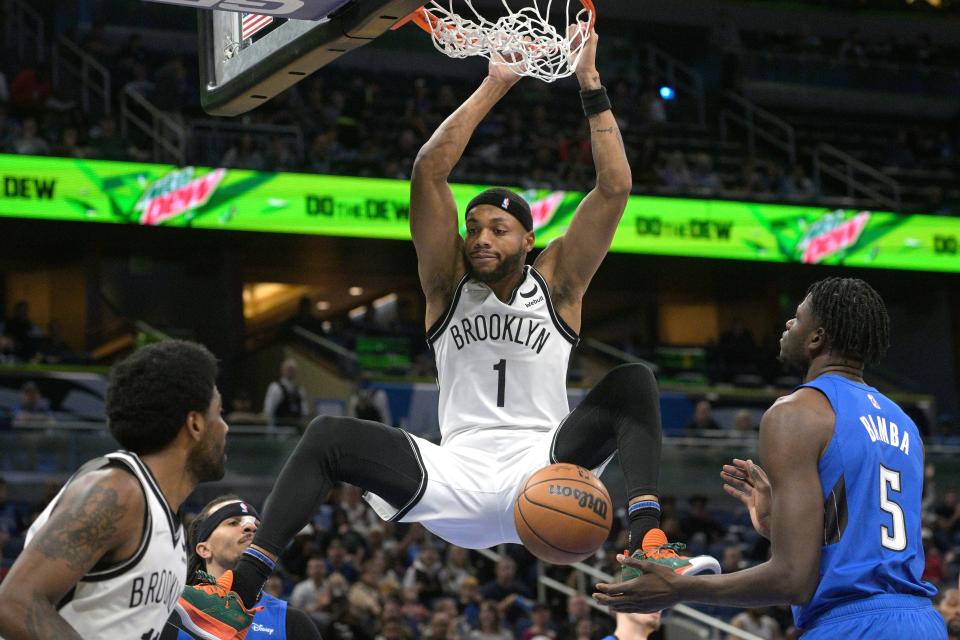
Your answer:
[106,340,218,455]
[806,277,890,366]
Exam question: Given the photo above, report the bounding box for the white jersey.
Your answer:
[428,265,578,443]
[24,451,187,640]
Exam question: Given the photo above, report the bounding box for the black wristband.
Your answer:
[580,86,611,117]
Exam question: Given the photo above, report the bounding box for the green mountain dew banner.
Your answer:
[2,154,959,272]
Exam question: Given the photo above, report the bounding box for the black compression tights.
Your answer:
[250,416,423,558]
[238,363,662,603]
[551,363,663,499]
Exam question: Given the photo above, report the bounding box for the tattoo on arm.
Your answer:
[591,126,626,152]
[26,591,83,639]
[32,484,125,571]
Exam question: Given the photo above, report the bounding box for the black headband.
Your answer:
[196,501,260,544]
[465,188,533,231]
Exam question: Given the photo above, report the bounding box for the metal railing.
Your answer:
[293,326,359,364]
[719,91,796,165]
[188,119,305,169]
[50,36,111,115]
[474,547,763,640]
[3,0,44,63]
[644,43,706,126]
[0,428,299,486]
[813,143,902,212]
[120,85,187,164]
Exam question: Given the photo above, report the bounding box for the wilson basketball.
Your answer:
[513,463,612,564]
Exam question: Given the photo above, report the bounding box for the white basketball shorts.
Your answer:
[363,425,614,549]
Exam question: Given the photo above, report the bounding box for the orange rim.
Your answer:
[391,5,437,33]
[581,0,596,29]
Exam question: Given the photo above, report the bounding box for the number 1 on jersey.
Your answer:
[493,359,506,407]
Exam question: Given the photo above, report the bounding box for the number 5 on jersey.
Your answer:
[879,464,907,551]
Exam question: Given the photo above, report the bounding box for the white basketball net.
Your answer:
[413,0,594,83]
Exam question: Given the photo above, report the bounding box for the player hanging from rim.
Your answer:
[178,25,719,640]
[594,277,945,640]
[0,340,229,640]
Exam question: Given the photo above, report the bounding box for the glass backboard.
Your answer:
[196,0,426,116]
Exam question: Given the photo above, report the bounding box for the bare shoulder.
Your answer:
[62,465,144,504]
[532,237,561,273]
[423,257,468,329]
[33,467,144,570]
[769,387,834,419]
[533,238,582,305]
[762,388,835,450]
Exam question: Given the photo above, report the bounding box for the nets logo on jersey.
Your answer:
[135,167,226,226]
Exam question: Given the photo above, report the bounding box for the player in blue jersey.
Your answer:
[593,277,946,639]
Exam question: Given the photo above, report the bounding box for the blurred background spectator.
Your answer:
[264,358,310,428]
[348,373,393,426]
[684,400,722,434]
[12,382,55,428]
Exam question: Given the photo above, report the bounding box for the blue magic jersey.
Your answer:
[792,374,937,631]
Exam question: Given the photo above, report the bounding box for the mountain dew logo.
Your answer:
[797,211,870,264]
[527,190,566,230]
[134,167,226,225]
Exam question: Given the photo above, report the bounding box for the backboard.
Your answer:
[196,0,426,116]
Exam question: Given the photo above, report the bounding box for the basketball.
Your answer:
[513,463,612,564]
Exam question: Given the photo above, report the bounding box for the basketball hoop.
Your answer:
[394,0,595,83]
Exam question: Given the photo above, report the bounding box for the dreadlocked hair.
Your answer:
[186,493,245,585]
[806,277,890,366]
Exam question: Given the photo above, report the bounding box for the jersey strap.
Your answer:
[529,267,578,345]
[84,456,154,582]
[118,451,183,546]
[426,272,470,345]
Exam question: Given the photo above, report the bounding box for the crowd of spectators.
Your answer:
[743,26,957,69]
[3,467,960,639]
[1,10,959,635]
[0,300,91,429]
[8,381,56,428]
[0,301,83,365]
[1,23,815,207]
[0,60,151,163]
[196,70,825,206]
[652,152,818,202]
[5,16,960,213]
[761,0,960,15]
[710,14,960,212]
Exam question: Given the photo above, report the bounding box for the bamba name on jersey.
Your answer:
[448,313,552,353]
[859,413,910,455]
